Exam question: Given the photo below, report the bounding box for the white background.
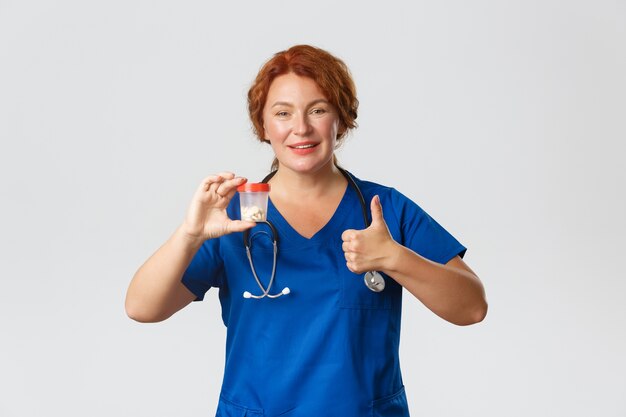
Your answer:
[1,1,625,416]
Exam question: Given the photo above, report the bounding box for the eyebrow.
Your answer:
[270,99,330,108]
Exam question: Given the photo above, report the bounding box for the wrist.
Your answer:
[176,224,206,250]
[379,239,403,274]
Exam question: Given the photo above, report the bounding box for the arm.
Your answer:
[381,247,487,326]
[125,226,205,323]
[125,172,255,323]
[341,195,487,326]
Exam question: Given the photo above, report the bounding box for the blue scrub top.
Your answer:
[182,173,466,417]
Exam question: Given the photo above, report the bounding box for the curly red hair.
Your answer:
[247,45,359,147]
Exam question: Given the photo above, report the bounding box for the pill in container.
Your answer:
[237,182,270,222]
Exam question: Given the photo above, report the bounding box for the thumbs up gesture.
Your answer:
[341,195,397,274]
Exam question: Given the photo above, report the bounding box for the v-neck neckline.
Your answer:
[267,181,355,247]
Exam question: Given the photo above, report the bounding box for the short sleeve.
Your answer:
[389,188,467,264]
[181,237,225,301]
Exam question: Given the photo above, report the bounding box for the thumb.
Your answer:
[369,195,384,226]
[228,220,256,233]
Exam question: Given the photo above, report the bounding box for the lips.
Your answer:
[288,141,319,155]
[288,141,319,149]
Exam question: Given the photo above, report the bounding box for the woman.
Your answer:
[126,45,487,417]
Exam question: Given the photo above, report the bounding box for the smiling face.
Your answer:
[262,73,342,175]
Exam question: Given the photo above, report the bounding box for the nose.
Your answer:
[292,113,312,136]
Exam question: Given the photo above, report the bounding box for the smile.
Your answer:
[288,142,319,155]
[289,142,319,150]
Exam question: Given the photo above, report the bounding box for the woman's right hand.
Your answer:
[181,172,256,242]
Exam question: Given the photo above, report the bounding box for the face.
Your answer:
[262,73,341,174]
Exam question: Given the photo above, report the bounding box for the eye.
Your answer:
[310,108,327,115]
[275,111,289,117]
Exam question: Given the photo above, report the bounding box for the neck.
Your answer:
[269,160,346,200]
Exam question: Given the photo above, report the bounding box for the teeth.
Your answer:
[293,144,315,149]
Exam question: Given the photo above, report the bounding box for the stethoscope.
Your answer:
[242,167,386,299]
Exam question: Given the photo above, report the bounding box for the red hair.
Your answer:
[248,45,359,145]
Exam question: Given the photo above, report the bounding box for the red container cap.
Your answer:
[237,183,270,192]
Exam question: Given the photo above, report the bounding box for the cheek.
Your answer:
[265,120,290,139]
[323,118,340,139]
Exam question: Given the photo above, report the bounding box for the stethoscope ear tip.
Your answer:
[282,287,291,295]
[243,291,252,299]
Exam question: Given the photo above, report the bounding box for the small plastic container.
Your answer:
[237,182,270,222]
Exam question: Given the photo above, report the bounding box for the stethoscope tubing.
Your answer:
[242,222,287,299]
[242,166,385,299]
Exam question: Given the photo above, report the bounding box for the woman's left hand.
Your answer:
[341,195,398,274]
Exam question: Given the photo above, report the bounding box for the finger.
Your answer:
[223,186,239,200]
[227,220,256,233]
[215,171,235,180]
[208,176,235,197]
[201,175,222,188]
[345,261,358,274]
[341,229,357,242]
[370,195,384,226]
[341,241,352,253]
[208,180,223,195]
[216,177,247,197]
[200,172,235,191]
[201,175,226,193]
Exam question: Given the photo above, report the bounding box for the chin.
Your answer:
[283,157,334,174]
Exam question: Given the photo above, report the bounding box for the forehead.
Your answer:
[265,73,327,104]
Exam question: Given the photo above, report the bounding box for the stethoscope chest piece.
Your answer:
[364,271,385,292]
[242,167,387,299]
